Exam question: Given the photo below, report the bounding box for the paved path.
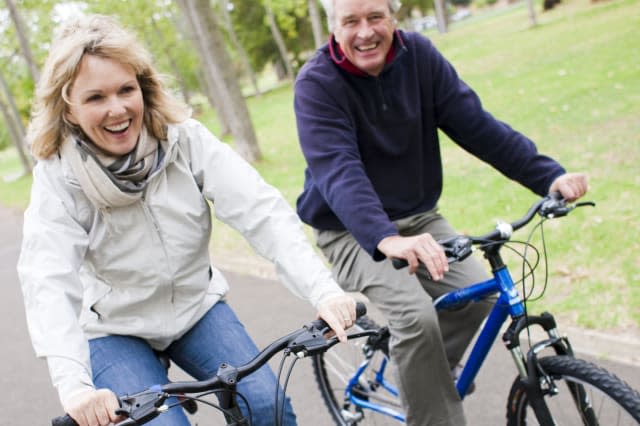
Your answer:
[1,206,638,425]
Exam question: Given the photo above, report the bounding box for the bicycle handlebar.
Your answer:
[392,194,595,269]
[52,302,367,426]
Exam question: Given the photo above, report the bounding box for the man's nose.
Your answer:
[356,21,375,39]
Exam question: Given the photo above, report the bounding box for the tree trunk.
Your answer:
[167,11,231,135]
[434,0,448,34]
[308,0,325,49]
[265,5,294,81]
[0,69,32,174]
[0,98,32,176]
[0,70,26,140]
[220,0,262,97]
[527,0,538,26]
[176,0,262,162]
[4,0,40,83]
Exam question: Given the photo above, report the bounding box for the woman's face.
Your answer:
[333,0,395,76]
[66,55,144,156]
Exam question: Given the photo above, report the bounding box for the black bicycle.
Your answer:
[52,302,372,425]
[312,194,640,425]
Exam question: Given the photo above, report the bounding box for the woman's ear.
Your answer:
[64,109,78,126]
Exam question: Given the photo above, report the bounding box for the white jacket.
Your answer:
[18,119,344,404]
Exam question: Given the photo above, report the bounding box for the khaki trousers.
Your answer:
[316,209,491,426]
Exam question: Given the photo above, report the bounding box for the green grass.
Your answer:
[1,0,638,333]
[0,149,32,210]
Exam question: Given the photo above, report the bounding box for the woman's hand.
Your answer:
[64,388,121,426]
[317,294,357,343]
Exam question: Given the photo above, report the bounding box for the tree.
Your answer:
[4,0,40,82]
[433,0,448,33]
[219,0,262,97]
[528,0,539,25]
[175,0,262,162]
[264,3,295,80]
[0,69,32,175]
[308,0,325,49]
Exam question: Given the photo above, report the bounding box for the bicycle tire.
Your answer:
[313,315,400,425]
[506,355,640,425]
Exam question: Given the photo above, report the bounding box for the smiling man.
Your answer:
[293,0,588,425]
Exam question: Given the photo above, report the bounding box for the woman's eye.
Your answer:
[121,85,136,94]
[86,94,102,102]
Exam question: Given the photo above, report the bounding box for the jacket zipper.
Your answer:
[140,194,177,335]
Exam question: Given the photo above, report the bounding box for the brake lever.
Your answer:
[539,197,595,219]
[575,201,596,208]
[288,325,330,357]
[288,303,368,357]
[115,390,166,425]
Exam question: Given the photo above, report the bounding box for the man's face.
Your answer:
[332,0,396,76]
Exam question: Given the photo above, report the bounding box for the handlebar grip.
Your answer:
[392,258,408,269]
[52,414,79,426]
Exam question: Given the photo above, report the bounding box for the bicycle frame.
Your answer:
[345,262,567,423]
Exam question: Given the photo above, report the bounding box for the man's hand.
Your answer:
[317,294,357,343]
[64,388,121,426]
[549,172,589,202]
[377,234,448,279]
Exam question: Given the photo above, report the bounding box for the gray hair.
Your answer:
[320,0,402,32]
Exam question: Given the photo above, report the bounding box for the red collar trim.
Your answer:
[329,31,399,77]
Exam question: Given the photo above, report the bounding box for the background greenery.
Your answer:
[1,0,638,334]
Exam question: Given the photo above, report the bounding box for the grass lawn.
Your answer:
[1,0,638,334]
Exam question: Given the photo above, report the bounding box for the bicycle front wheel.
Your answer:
[506,355,640,425]
[312,316,402,425]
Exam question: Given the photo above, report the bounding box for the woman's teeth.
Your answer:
[105,121,129,133]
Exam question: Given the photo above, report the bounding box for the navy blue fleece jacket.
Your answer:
[294,30,565,260]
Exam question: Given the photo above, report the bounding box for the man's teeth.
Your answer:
[105,121,129,132]
[358,43,378,51]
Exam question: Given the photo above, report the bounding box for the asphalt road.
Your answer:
[1,205,638,425]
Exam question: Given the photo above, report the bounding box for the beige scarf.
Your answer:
[61,127,163,210]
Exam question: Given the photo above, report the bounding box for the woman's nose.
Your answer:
[107,98,127,117]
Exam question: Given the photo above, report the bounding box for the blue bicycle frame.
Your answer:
[344,265,528,422]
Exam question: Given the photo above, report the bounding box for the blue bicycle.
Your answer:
[312,195,640,425]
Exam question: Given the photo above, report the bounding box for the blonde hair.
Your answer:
[320,0,402,32]
[28,14,190,159]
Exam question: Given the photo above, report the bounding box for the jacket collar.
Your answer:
[329,30,406,77]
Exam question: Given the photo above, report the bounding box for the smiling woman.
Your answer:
[64,55,144,157]
[18,13,357,426]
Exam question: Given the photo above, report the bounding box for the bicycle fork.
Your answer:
[503,312,585,426]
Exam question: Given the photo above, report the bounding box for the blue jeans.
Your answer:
[89,301,297,425]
